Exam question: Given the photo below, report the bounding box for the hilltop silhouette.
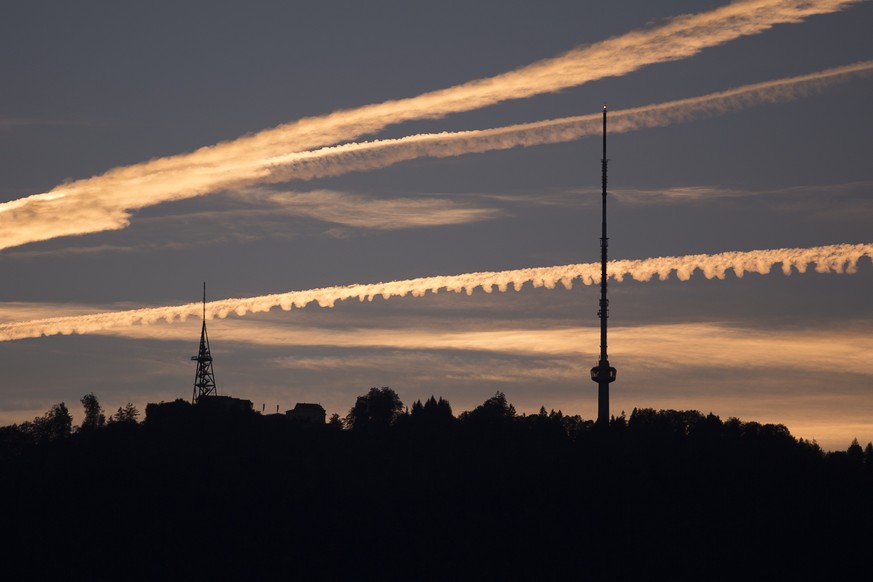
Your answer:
[2,389,872,580]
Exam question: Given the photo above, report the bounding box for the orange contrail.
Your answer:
[0,0,863,251]
[1,243,870,342]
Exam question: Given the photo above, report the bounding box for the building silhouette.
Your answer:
[286,403,327,425]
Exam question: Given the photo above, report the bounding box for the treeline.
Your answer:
[2,388,872,580]
[0,393,139,459]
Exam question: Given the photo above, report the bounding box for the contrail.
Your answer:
[1,243,870,342]
[0,0,862,251]
[261,60,873,182]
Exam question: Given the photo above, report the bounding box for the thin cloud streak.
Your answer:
[610,180,873,204]
[0,1,862,251]
[263,60,873,182]
[0,189,500,259]
[1,243,870,342]
[0,118,36,130]
[272,352,582,384]
[31,315,873,378]
[251,189,500,230]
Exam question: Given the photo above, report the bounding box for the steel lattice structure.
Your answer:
[192,282,217,402]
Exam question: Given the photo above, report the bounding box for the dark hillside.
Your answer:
[2,394,871,580]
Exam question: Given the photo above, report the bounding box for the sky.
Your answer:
[1,0,872,449]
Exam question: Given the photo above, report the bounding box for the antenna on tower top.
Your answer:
[192,281,217,403]
[590,105,617,425]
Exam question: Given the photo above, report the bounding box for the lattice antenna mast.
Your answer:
[590,105,617,424]
[192,282,217,402]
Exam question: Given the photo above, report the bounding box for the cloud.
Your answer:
[261,61,873,184]
[0,118,36,130]
[610,181,873,204]
[1,1,864,251]
[272,351,582,384]
[1,242,869,342]
[127,320,873,377]
[0,187,500,259]
[7,298,868,377]
[242,188,500,230]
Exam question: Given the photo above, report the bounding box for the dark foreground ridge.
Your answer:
[2,390,872,580]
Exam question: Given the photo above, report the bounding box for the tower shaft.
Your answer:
[590,106,616,424]
[600,106,608,366]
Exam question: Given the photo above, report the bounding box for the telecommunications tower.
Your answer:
[192,282,217,403]
[590,105,617,424]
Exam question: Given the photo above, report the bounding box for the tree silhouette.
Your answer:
[327,413,344,430]
[407,396,455,435]
[79,392,106,432]
[460,391,515,425]
[345,387,403,431]
[847,438,864,465]
[411,396,453,421]
[109,403,140,424]
[31,402,72,443]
